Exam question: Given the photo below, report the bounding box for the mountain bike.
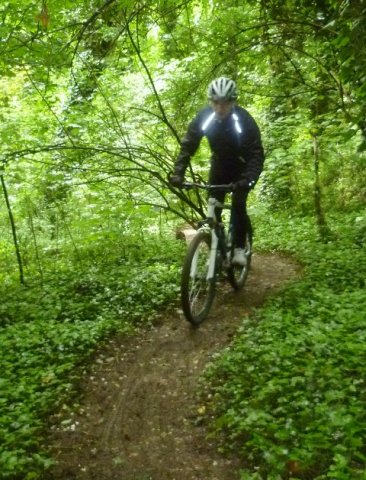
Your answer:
[180,182,252,326]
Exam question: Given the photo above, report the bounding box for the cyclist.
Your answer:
[169,76,265,266]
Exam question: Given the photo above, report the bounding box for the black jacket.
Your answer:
[173,105,264,184]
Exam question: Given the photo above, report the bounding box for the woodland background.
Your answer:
[0,1,365,479]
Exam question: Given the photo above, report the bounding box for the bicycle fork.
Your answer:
[190,197,229,281]
[207,231,218,279]
[189,228,217,281]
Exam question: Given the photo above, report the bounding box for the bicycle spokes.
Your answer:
[181,232,216,325]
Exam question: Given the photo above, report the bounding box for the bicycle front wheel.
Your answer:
[181,230,216,326]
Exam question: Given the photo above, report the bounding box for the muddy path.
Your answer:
[47,253,301,480]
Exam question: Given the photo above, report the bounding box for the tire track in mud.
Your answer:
[48,253,301,480]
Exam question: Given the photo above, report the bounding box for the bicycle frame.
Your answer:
[193,195,231,281]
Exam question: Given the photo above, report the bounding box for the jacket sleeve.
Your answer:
[241,115,265,185]
[173,113,204,176]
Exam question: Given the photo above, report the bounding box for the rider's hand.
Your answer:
[233,177,255,191]
[169,173,184,187]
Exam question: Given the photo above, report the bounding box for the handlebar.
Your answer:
[181,182,234,192]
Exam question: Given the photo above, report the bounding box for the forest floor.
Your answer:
[46,252,301,480]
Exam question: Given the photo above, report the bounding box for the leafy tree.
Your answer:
[0,1,365,476]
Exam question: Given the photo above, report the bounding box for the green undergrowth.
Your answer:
[0,234,184,479]
[203,208,366,479]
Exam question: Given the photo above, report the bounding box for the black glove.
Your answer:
[234,177,255,191]
[169,173,184,187]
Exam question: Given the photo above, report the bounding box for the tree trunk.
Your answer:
[312,135,330,239]
[1,175,25,284]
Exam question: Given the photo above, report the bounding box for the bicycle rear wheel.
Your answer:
[227,233,252,290]
[181,230,216,326]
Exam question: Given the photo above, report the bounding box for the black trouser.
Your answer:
[211,188,251,249]
[209,159,252,248]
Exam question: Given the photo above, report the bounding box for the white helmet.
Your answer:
[207,77,237,101]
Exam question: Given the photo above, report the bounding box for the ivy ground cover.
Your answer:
[204,211,366,479]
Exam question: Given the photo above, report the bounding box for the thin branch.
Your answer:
[24,70,76,146]
[125,12,181,144]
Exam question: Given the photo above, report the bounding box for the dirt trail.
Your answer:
[47,253,300,480]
